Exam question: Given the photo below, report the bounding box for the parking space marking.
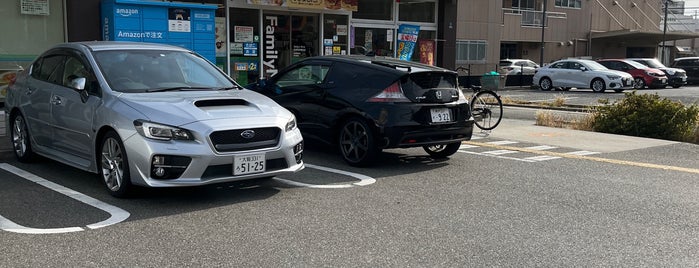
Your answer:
[0,163,130,234]
[525,145,558,151]
[272,163,376,189]
[458,150,537,163]
[566,150,600,156]
[463,141,699,174]
[486,140,519,145]
[482,149,518,155]
[523,155,562,161]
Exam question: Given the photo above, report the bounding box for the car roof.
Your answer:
[53,41,191,52]
[304,55,455,73]
[674,57,699,60]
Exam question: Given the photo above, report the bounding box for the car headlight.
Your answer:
[666,70,676,75]
[285,116,297,132]
[606,75,621,80]
[134,120,194,141]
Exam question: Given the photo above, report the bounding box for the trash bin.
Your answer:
[480,71,500,90]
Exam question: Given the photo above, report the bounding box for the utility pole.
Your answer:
[662,0,669,65]
[540,0,547,66]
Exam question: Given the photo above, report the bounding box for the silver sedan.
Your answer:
[5,41,304,197]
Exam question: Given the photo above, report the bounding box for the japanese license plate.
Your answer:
[233,154,266,175]
[430,108,452,123]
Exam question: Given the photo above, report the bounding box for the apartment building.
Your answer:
[455,0,699,75]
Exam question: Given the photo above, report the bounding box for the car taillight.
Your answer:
[367,82,410,102]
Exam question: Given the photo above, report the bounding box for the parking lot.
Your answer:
[2,87,699,266]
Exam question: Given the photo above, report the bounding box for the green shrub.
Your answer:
[592,91,699,142]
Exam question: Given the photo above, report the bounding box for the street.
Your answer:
[1,86,699,266]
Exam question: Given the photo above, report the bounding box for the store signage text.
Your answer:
[264,16,278,77]
[116,8,139,17]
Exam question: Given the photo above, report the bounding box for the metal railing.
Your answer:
[503,8,567,27]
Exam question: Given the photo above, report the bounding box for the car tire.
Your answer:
[591,78,606,93]
[423,143,461,159]
[539,77,553,91]
[99,130,133,198]
[10,113,36,163]
[633,77,645,89]
[672,84,682,88]
[338,117,380,167]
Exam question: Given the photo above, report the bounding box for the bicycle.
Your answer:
[455,66,503,131]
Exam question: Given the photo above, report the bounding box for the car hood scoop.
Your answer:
[194,99,248,107]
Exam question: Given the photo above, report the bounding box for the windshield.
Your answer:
[94,50,235,93]
[638,59,664,68]
[626,60,654,69]
[581,60,608,71]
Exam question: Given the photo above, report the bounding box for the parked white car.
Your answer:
[533,59,634,92]
[499,59,539,75]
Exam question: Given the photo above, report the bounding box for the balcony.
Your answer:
[503,8,567,27]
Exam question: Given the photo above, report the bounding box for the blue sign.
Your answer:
[101,0,217,63]
[397,24,420,61]
[244,42,258,57]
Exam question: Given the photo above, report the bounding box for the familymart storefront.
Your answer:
[223,0,440,85]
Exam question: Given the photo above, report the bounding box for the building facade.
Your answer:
[2,0,698,88]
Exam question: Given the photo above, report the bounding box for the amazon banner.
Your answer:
[246,0,357,11]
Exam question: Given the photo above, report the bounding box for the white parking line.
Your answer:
[525,145,558,151]
[486,140,519,145]
[272,163,376,189]
[566,150,600,156]
[0,163,130,234]
[523,155,562,161]
[482,149,518,155]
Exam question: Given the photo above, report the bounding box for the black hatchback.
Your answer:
[247,55,475,166]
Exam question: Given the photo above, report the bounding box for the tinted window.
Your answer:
[33,55,65,83]
[550,62,567,69]
[276,64,330,88]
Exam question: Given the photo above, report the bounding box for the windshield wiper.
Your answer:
[146,86,212,93]
[215,85,242,90]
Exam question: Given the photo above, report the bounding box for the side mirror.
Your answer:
[69,77,86,90]
[579,67,587,71]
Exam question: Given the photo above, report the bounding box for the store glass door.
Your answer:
[263,13,318,77]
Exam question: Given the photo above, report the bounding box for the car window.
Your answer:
[32,54,65,83]
[550,62,567,69]
[675,59,698,67]
[276,64,330,88]
[568,62,582,70]
[62,55,99,94]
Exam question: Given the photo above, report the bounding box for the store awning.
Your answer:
[590,29,699,45]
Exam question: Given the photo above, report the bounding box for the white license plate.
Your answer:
[430,108,452,123]
[233,154,266,175]
[661,78,667,83]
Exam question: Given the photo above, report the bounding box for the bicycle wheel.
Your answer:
[470,90,503,130]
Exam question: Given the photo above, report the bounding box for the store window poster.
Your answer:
[397,24,419,61]
[168,8,191,32]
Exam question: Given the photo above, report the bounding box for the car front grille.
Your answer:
[209,127,281,152]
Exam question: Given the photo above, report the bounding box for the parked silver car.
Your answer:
[533,59,634,92]
[4,41,304,197]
